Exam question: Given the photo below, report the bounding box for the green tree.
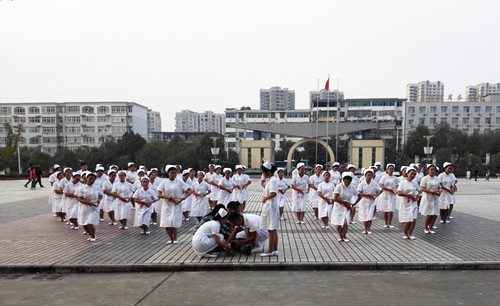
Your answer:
[0,123,23,170]
[54,149,79,169]
[274,140,295,161]
[117,132,147,162]
[28,150,54,172]
[403,124,430,160]
[136,141,169,169]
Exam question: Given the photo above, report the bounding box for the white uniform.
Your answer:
[232,173,251,203]
[192,220,223,257]
[438,172,454,209]
[356,180,382,222]
[126,171,138,184]
[209,173,222,202]
[329,170,341,186]
[112,181,135,220]
[94,175,107,210]
[158,178,187,228]
[236,214,269,249]
[308,174,324,209]
[350,173,361,207]
[396,176,407,211]
[77,184,103,225]
[415,171,424,185]
[419,175,440,216]
[317,181,335,218]
[374,171,383,183]
[217,177,235,207]
[331,183,358,226]
[182,177,193,212]
[450,173,457,205]
[277,177,290,208]
[397,180,420,223]
[290,174,309,212]
[49,172,59,213]
[260,177,280,230]
[133,187,158,227]
[190,180,211,217]
[292,169,299,178]
[63,181,81,219]
[150,177,162,213]
[378,174,398,212]
[52,180,64,213]
[59,177,71,213]
[102,179,116,212]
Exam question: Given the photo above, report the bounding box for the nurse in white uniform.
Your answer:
[346,164,360,224]
[52,172,65,222]
[276,168,290,221]
[112,170,135,230]
[378,164,398,228]
[308,165,324,220]
[157,165,188,244]
[397,166,421,240]
[259,161,280,257]
[227,212,269,255]
[102,170,117,225]
[191,171,211,222]
[204,164,216,209]
[64,172,82,230]
[332,172,361,242]
[76,173,103,242]
[208,166,223,210]
[181,170,194,221]
[148,169,162,226]
[317,171,335,229]
[290,162,309,224]
[133,176,158,235]
[192,208,230,258]
[419,164,441,234]
[217,168,235,207]
[328,162,342,185]
[357,168,382,235]
[438,162,455,224]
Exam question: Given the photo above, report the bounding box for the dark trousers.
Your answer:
[24,178,32,187]
[36,176,44,187]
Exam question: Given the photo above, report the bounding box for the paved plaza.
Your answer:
[0,177,499,272]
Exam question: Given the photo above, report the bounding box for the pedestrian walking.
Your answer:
[24,164,33,188]
[259,161,279,257]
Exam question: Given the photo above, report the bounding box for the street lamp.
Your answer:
[423,135,433,164]
[211,147,220,165]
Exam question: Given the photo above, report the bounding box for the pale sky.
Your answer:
[1,0,499,131]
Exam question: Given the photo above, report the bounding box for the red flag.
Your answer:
[324,77,330,91]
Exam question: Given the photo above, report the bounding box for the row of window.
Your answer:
[0,105,134,115]
[408,105,500,114]
[408,117,500,125]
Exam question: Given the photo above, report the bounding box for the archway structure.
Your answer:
[287,138,335,174]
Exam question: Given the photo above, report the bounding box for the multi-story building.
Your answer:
[260,87,295,110]
[465,83,500,102]
[175,110,224,134]
[0,101,150,154]
[147,109,162,140]
[402,93,500,143]
[309,89,344,103]
[224,108,310,152]
[406,81,445,102]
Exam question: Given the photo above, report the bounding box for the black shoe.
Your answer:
[40,186,45,188]
[242,245,252,256]
[24,185,28,188]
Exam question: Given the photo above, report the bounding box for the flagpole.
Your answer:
[325,75,330,167]
[336,78,339,162]
[315,78,319,166]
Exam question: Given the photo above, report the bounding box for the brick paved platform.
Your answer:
[0,179,499,272]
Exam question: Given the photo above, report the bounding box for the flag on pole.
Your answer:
[324,77,330,91]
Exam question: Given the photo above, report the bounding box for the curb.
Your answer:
[1,261,499,274]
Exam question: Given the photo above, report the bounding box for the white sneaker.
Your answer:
[82,231,88,235]
[432,226,438,229]
[337,238,343,242]
[424,230,430,234]
[152,222,158,226]
[124,226,129,230]
[145,231,150,235]
[409,236,416,240]
[389,225,395,229]
[445,220,450,224]
[367,231,373,235]
[403,236,409,239]
[203,253,218,258]
[185,218,190,221]
[167,240,173,244]
[173,240,179,244]
[74,227,80,230]
[272,251,279,256]
[99,219,105,222]
[343,238,350,243]
[429,231,436,234]
[440,220,445,224]
[89,238,97,242]
[362,231,367,234]
[260,252,273,257]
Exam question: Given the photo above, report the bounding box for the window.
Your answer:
[13,107,25,115]
[83,137,95,144]
[409,119,414,125]
[418,118,425,124]
[28,107,40,114]
[463,106,470,113]
[97,106,109,114]
[358,148,363,168]
[485,118,491,124]
[42,127,56,134]
[111,117,126,123]
[440,118,447,123]
[112,127,127,134]
[429,118,436,124]
[497,106,500,112]
[485,106,492,113]
[66,127,80,134]
[29,137,40,144]
[42,137,57,143]
[372,147,376,165]
[441,106,448,113]
[42,106,56,114]
[0,107,11,115]
[430,106,437,113]
[463,117,469,124]
[42,117,56,123]
[473,117,480,124]
[82,116,95,122]
[67,106,80,113]
[408,107,415,113]
[13,117,25,123]
[82,106,95,114]
[67,137,81,144]
[452,118,458,124]
[247,149,252,168]
[98,127,110,133]
[496,118,500,124]
[452,106,459,113]
[29,116,40,123]
[226,112,236,118]
[474,106,481,113]
[29,127,40,133]
[66,116,80,123]
[419,107,426,113]
[111,106,127,113]
[83,126,95,133]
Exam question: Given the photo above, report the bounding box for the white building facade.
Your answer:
[0,101,149,154]
[260,87,295,110]
[465,83,500,102]
[402,93,500,143]
[406,80,445,102]
[175,110,224,134]
[147,109,162,140]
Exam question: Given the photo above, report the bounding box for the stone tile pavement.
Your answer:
[0,178,499,272]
